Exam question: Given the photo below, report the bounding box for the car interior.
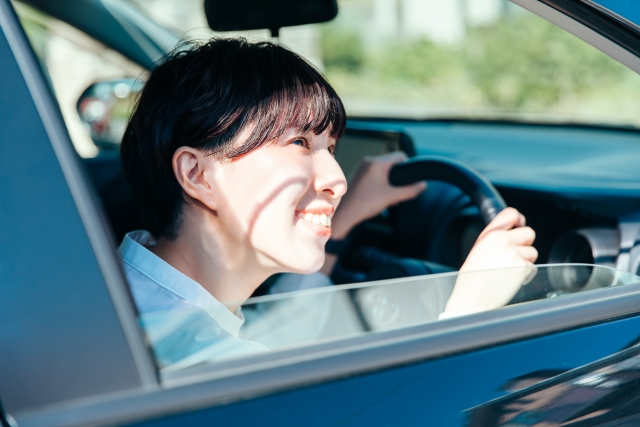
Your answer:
[81,121,640,306]
[16,0,640,309]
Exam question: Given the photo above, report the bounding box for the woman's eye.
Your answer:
[291,139,309,149]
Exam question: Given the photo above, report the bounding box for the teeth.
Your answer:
[298,212,332,228]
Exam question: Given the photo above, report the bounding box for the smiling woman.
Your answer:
[116,36,538,370]
[121,38,347,241]
[119,37,350,360]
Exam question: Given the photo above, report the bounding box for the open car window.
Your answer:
[127,0,640,129]
[35,0,640,154]
[138,264,640,376]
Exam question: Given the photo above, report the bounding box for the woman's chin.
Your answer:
[291,258,324,274]
[280,250,325,275]
[262,227,329,274]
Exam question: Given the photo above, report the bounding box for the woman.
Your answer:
[119,38,536,369]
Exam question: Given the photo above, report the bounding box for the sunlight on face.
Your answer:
[212,127,347,274]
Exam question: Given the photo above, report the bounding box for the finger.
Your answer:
[478,207,522,240]
[377,152,409,179]
[379,151,408,165]
[522,263,538,286]
[389,181,427,204]
[407,181,427,195]
[516,245,538,263]
[518,213,526,228]
[414,181,428,193]
[507,226,536,246]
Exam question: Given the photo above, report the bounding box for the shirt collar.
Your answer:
[119,230,245,336]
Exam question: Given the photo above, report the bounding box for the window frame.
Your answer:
[0,0,158,410]
[14,279,640,427]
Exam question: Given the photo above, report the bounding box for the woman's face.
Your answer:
[213,127,347,274]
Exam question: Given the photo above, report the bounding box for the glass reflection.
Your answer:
[139,264,639,373]
[466,343,640,426]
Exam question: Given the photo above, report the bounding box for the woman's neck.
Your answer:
[150,221,271,312]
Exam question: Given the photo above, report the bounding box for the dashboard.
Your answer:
[340,119,640,278]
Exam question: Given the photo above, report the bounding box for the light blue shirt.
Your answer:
[119,230,268,371]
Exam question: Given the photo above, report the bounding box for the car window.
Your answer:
[136,264,639,376]
[317,0,640,127]
[126,0,640,130]
[13,1,146,158]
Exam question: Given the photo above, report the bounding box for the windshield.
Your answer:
[127,0,640,129]
[139,264,639,375]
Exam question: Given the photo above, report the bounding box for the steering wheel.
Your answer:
[340,156,507,330]
[389,155,506,225]
[337,155,507,284]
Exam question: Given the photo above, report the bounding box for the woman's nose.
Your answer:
[314,150,347,199]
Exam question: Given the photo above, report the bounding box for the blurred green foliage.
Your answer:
[464,14,626,109]
[321,11,632,114]
[374,38,456,84]
[15,6,49,61]
[321,28,365,72]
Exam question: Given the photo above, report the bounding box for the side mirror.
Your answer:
[205,0,338,37]
[76,78,143,151]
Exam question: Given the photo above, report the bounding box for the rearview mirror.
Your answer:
[76,78,143,150]
[204,0,338,37]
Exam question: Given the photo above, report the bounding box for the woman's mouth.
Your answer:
[295,210,333,237]
[296,212,331,227]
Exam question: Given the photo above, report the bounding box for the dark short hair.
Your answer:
[121,38,346,239]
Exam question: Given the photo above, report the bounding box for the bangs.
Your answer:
[201,39,346,159]
[122,37,345,238]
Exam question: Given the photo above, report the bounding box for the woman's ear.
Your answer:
[172,147,219,211]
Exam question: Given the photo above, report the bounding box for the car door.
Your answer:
[466,344,640,425]
[4,1,640,427]
[0,0,157,415]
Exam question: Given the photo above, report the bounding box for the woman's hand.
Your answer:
[330,151,427,240]
[443,207,538,315]
[320,151,426,275]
